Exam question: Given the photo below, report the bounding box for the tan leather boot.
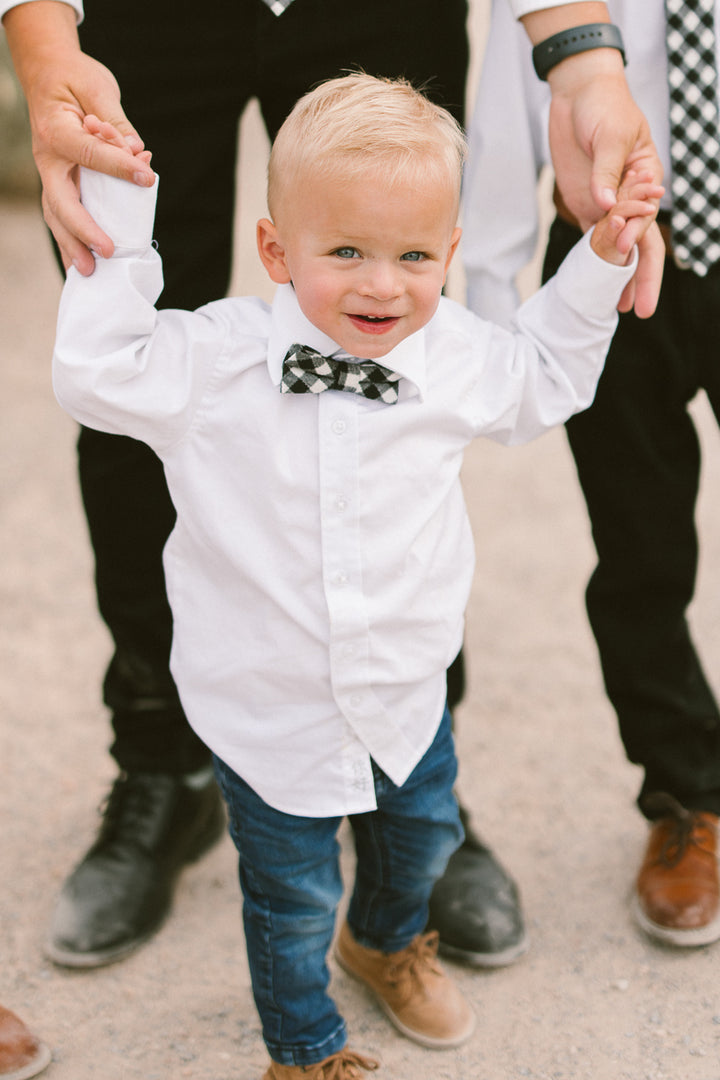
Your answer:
[335,921,475,1048]
[262,1048,379,1079]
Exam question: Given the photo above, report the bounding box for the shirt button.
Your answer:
[350,693,363,707]
[332,571,348,585]
[332,419,346,434]
[336,497,348,512]
[342,643,356,659]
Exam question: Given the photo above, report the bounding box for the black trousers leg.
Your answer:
[544,217,720,815]
[78,0,258,772]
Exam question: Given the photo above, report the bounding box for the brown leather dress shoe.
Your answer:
[0,1007,51,1080]
[633,795,720,946]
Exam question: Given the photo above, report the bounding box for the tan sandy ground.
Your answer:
[4,8,720,1075]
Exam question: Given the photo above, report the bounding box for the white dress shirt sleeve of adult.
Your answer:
[475,229,637,445]
[507,0,582,15]
[53,167,230,450]
[0,0,83,23]
[463,0,551,328]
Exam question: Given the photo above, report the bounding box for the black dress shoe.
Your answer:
[427,810,528,967]
[46,769,226,968]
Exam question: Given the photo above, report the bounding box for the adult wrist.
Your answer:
[3,1,80,91]
[0,0,82,23]
[532,23,626,81]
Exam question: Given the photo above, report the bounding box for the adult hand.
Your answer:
[519,4,665,317]
[546,48,664,318]
[3,1,155,275]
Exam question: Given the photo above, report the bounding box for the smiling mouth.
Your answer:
[348,313,399,331]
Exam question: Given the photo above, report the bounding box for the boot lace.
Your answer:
[92,772,176,854]
[383,930,443,995]
[642,791,715,867]
[304,1050,379,1079]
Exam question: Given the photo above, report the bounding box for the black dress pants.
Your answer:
[75,0,469,773]
[543,216,720,816]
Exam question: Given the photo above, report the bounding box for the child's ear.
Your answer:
[443,226,462,280]
[257,218,292,284]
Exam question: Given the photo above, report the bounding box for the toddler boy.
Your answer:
[53,74,660,1079]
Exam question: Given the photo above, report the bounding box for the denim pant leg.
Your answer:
[347,706,464,952]
[213,758,347,1067]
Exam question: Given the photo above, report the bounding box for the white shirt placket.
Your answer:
[317,392,376,804]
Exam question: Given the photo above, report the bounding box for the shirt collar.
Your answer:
[266,283,427,401]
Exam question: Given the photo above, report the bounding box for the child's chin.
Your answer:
[342,331,401,360]
[351,344,396,361]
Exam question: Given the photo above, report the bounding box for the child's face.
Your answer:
[258,167,462,360]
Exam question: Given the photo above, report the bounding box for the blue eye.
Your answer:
[334,247,358,259]
[401,251,426,262]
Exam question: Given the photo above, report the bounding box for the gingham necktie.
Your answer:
[666,0,720,274]
[280,344,401,405]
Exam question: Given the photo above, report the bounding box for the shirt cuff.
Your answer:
[553,228,638,315]
[508,0,579,17]
[80,167,159,253]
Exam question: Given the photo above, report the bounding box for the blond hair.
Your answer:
[267,72,466,219]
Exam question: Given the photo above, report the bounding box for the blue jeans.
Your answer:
[213,706,463,1066]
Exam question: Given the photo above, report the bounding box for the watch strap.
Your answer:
[532,23,626,81]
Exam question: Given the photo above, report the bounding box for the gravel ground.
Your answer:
[4,15,720,1074]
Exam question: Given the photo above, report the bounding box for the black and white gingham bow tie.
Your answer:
[280,344,401,405]
[666,0,720,274]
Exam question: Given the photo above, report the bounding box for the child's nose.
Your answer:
[358,261,401,300]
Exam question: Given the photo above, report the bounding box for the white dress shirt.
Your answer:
[53,169,635,816]
[463,0,712,323]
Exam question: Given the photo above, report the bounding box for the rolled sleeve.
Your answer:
[80,168,159,254]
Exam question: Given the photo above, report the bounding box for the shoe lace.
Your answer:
[92,772,176,853]
[303,1050,379,1079]
[383,930,443,992]
[642,791,715,867]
